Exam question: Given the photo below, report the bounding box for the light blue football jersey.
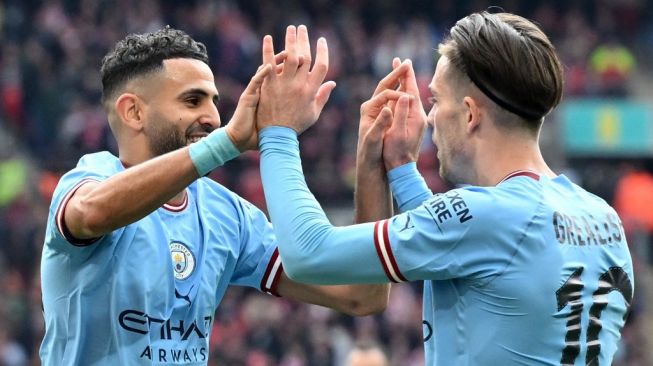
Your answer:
[259,127,634,366]
[41,152,283,365]
[391,168,634,365]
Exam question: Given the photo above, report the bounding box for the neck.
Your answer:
[167,190,188,207]
[471,131,556,186]
[118,138,152,168]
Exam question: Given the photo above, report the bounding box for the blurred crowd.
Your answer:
[0,0,652,365]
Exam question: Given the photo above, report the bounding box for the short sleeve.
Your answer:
[376,187,536,283]
[229,198,283,296]
[47,167,109,250]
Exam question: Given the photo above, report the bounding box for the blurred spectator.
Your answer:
[0,154,26,208]
[556,7,598,96]
[345,341,388,366]
[588,38,636,97]
[0,324,28,366]
[614,164,653,264]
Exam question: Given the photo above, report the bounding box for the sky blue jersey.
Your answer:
[41,152,283,365]
[259,127,634,366]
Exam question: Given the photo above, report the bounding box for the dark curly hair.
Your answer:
[100,26,208,102]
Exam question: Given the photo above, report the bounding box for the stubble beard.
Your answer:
[438,143,471,186]
[146,119,187,157]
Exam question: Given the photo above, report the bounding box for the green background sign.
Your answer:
[561,99,653,156]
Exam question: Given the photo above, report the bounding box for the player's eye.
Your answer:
[428,97,437,106]
[186,97,200,106]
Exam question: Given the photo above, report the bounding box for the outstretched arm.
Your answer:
[258,118,406,284]
[256,25,396,311]
[276,273,389,316]
[255,24,410,284]
[257,40,413,283]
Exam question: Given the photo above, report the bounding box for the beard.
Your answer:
[144,115,215,157]
[145,119,187,157]
[437,139,472,186]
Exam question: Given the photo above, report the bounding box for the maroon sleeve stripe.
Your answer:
[269,262,284,297]
[381,219,407,282]
[261,248,283,297]
[55,178,102,246]
[373,220,406,283]
[374,220,406,283]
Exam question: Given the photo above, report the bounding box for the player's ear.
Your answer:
[114,93,145,132]
[462,95,481,134]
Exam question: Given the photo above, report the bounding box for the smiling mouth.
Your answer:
[187,135,207,144]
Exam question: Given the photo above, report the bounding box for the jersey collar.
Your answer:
[497,170,541,185]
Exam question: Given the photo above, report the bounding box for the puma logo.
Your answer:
[175,286,194,306]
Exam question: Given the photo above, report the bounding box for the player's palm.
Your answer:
[357,59,412,164]
[383,61,427,170]
[257,25,335,134]
[225,64,272,151]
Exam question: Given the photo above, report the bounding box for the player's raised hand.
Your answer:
[224,50,290,151]
[356,59,411,165]
[382,59,428,170]
[357,89,408,164]
[257,25,336,134]
[224,63,273,151]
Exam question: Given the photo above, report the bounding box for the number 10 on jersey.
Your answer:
[556,266,633,365]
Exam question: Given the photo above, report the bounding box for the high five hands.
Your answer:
[379,57,428,171]
[357,57,427,171]
[256,25,336,134]
[256,25,427,169]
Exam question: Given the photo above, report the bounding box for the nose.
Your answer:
[200,102,221,129]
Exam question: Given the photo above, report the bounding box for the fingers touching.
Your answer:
[393,95,410,131]
[361,90,408,117]
[283,25,299,77]
[373,60,410,96]
[245,64,272,97]
[256,25,335,133]
[370,107,393,140]
[262,26,329,85]
[402,59,421,98]
[297,25,311,76]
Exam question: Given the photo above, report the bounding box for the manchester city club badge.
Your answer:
[169,242,196,280]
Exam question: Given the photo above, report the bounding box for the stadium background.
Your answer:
[0,0,652,365]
